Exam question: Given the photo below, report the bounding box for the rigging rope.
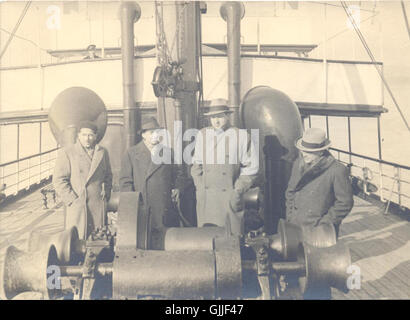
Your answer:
[197,3,204,126]
[0,2,32,61]
[0,27,47,52]
[341,1,410,132]
[401,1,410,40]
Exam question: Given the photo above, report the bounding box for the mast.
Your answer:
[119,2,141,149]
[220,2,245,128]
[153,1,201,161]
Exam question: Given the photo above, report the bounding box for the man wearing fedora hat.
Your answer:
[285,127,354,238]
[119,116,183,248]
[191,99,259,235]
[53,120,112,239]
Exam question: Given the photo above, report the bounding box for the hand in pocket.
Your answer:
[229,190,244,213]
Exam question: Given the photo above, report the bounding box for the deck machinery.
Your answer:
[1,195,351,300]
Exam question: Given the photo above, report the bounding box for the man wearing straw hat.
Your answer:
[191,99,259,235]
[285,128,354,238]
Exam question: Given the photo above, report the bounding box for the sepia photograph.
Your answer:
[0,0,409,304]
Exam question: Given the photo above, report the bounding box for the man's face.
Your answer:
[301,150,322,165]
[78,128,97,149]
[142,129,162,145]
[210,113,229,130]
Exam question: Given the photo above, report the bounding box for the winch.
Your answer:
[1,191,351,300]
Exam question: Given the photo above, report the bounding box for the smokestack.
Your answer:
[220,2,245,127]
[119,2,141,148]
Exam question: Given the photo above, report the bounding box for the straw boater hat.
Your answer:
[295,128,331,152]
[203,98,233,117]
[139,116,162,134]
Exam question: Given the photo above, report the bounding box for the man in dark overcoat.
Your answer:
[53,121,112,239]
[284,127,353,300]
[119,117,183,248]
[286,127,354,238]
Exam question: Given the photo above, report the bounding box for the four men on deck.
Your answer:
[53,99,353,244]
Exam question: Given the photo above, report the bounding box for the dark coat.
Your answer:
[53,142,112,239]
[119,142,183,232]
[285,151,354,234]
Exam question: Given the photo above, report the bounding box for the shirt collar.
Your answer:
[214,123,231,135]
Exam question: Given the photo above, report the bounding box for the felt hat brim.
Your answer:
[139,127,163,134]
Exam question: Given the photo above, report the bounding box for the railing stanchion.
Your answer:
[397,167,401,207]
[379,162,385,202]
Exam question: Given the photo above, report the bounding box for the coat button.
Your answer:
[222,189,226,192]
[205,187,209,190]
[222,172,226,175]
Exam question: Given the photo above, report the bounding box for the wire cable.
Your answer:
[0,27,47,52]
[0,2,32,61]
[341,1,410,131]
[401,1,410,40]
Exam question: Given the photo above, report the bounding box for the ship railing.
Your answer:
[0,116,58,198]
[330,147,410,212]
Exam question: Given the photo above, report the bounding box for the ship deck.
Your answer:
[0,187,409,300]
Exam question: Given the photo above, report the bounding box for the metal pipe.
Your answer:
[220,2,245,127]
[59,263,113,277]
[347,116,352,164]
[242,261,306,276]
[119,2,141,148]
[271,262,306,276]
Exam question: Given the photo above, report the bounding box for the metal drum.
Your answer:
[113,237,242,299]
[241,86,304,233]
[241,86,303,163]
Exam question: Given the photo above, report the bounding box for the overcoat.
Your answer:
[119,141,183,234]
[53,141,112,239]
[191,126,258,234]
[285,151,354,235]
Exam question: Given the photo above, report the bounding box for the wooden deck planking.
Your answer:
[335,196,410,299]
[0,189,410,300]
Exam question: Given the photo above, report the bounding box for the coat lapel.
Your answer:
[75,141,91,165]
[294,154,335,192]
[86,144,104,183]
[132,142,160,183]
[145,144,164,182]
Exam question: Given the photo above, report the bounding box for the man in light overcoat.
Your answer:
[191,99,259,235]
[53,121,112,239]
